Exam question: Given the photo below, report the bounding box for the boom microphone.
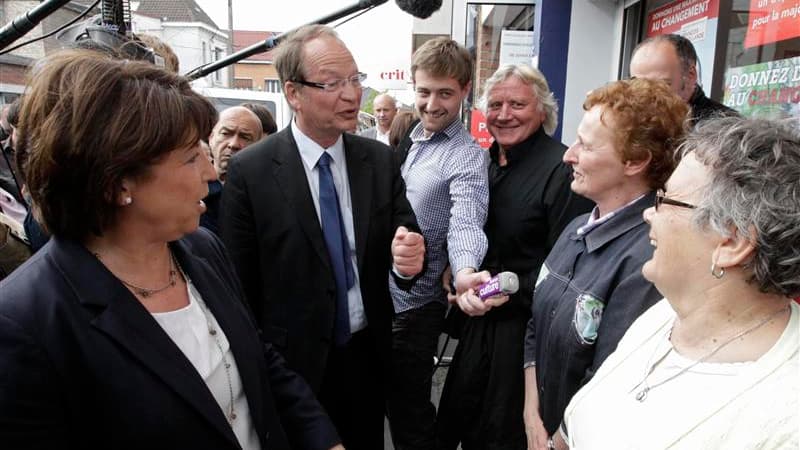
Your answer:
[395,0,443,19]
[186,0,443,81]
[0,0,72,50]
[477,272,519,301]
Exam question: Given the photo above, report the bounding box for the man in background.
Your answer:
[360,93,397,145]
[208,106,263,182]
[630,33,737,126]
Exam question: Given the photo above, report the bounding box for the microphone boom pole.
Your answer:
[0,0,74,50]
[185,0,388,81]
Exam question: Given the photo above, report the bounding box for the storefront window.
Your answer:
[464,3,535,147]
[721,0,800,120]
[625,0,799,121]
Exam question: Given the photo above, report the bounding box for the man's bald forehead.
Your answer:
[374,94,397,109]
[219,106,260,125]
[214,106,262,134]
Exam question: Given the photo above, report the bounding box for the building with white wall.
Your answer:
[132,0,230,88]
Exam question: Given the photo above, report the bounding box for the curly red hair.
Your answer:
[584,78,689,188]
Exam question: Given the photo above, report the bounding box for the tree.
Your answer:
[361,89,381,115]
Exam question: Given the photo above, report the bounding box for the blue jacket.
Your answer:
[524,192,662,435]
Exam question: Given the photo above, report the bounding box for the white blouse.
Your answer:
[563,300,799,449]
[152,279,261,450]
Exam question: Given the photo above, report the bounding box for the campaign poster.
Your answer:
[646,0,720,91]
[723,55,800,121]
[470,109,493,149]
[744,0,800,49]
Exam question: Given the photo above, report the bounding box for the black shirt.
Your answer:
[689,85,738,127]
[483,128,593,314]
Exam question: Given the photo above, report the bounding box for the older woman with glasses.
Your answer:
[562,117,799,449]
[522,78,689,450]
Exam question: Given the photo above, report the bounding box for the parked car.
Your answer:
[193,87,292,130]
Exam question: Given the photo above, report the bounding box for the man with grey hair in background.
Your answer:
[436,63,592,449]
[360,93,397,145]
[208,106,263,182]
[200,106,263,235]
[220,24,425,450]
[629,33,737,127]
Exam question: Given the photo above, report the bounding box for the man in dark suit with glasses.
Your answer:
[221,24,425,450]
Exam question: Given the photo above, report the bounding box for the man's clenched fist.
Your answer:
[391,226,425,277]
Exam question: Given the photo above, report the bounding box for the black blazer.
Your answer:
[0,229,339,450]
[220,127,418,391]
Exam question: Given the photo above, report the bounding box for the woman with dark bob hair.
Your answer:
[0,49,343,450]
[522,78,689,450]
[563,117,799,448]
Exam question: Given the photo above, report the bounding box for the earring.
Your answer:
[710,262,725,279]
[123,197,132,205]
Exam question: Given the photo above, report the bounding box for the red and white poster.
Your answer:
[744,0,800,49]
[645,0,721,96]
[469,109,493,149]
[646,0,720,37]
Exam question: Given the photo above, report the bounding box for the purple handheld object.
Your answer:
[477,272,519,300]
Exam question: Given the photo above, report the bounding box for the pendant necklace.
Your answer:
[631,305,789,402]
[174,258,238,424]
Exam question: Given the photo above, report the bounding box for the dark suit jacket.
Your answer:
[220,127,418,391]
[0,229,339,450]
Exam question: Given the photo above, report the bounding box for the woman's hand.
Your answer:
[523,407,549,450]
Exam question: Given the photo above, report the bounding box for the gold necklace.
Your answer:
[631,305,789,402]
[95,251,178,298]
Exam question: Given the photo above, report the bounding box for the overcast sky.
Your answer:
[194,0,415,102]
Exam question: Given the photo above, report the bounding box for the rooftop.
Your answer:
[134,0,219,30]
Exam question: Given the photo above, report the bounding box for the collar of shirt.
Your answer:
[409,117,463,144]
[376,127,390,144]
[572,191,656,253]
[577,192,647,236]
[292,119,346,169]
[489,126,546,167]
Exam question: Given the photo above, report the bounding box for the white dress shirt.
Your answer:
[291,120,367,333]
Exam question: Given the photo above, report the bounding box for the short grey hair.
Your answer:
[681,116,800,297]
[273,24,341,86]
[634,34,697,79]
[478,64,559,135]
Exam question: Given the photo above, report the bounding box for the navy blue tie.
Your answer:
[317,152,355,346]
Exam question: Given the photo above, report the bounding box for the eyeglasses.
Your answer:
[655,189,696,211]
[292,72,367,92]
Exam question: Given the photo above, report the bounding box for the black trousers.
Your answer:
[318,327,386,450]
[387,301,446,450]
[436,312,529,450]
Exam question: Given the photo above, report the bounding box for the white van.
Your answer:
[194,87,292,131]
